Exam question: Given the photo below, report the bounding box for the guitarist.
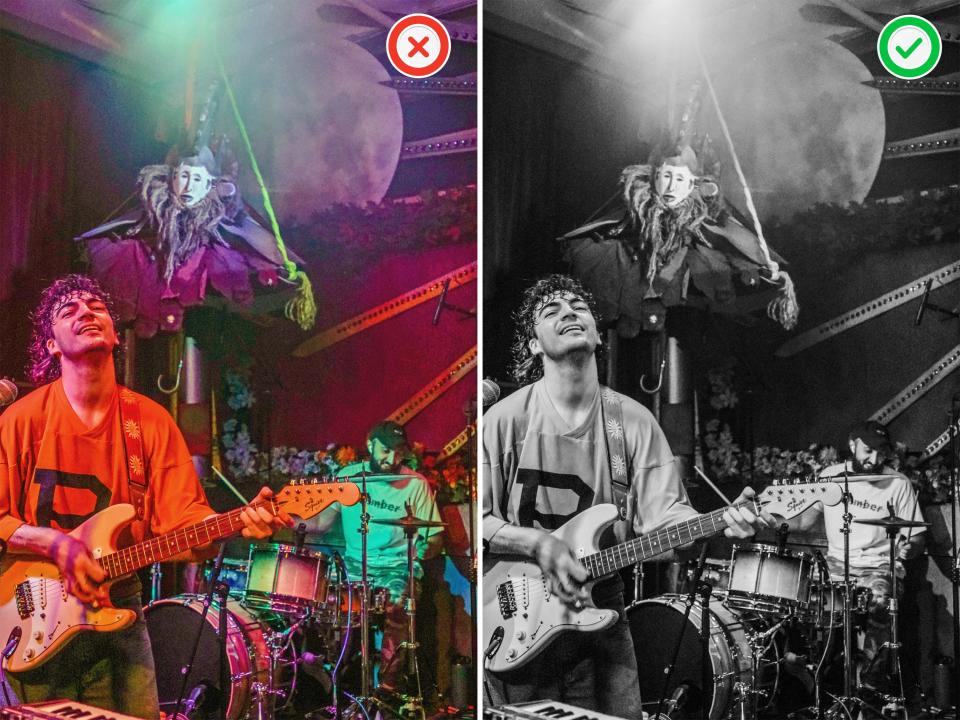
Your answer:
[0,275,292,718]
[482,275,775,716]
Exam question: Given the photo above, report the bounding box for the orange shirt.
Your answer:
[0,379,213,544]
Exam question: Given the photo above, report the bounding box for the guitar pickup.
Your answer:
[15,582,34,620]
[497,582,517,619]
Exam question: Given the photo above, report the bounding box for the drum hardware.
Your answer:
[249,616,308,720]
[150,561,163,602]
[852,506,931,718]
[370,504,447,720]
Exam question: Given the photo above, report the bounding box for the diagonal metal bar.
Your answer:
[775,262,960,357]
[870,344,960,424]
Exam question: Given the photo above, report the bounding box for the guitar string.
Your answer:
[98,485,354,578]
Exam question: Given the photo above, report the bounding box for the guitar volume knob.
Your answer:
[515,631,526,641]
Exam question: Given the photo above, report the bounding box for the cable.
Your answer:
[343,692,372,720]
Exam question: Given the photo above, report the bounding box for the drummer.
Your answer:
[307,420,443,691]
[786,420,925,685]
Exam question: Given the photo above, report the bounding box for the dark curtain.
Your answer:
[482,33,652,381]
[0,31,159,379]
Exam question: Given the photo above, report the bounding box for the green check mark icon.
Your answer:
[895,37,922,59]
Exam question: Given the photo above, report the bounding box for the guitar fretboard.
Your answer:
[97,498,277,579]
[580,500,753,578]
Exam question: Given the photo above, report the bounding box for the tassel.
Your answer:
[767,270,799,330]
[285,268,317,331]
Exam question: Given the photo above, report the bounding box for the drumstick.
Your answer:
[211,465,251,504]
[693,465,734,505]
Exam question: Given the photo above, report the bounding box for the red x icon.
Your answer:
[386,14,451,79]
[408,36,430,59]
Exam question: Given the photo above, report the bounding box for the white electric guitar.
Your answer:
[0,478,361,672]
[482,479,843,672]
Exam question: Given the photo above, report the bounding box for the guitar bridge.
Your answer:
[497,582,517,619]
[15,582,34,620]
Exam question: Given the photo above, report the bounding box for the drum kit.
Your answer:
[143,474,447,720]
[629,487,932,720]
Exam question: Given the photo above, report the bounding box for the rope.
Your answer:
[695,44,799,330]
[216,52,317,330]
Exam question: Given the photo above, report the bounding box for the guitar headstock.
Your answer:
[277,478,362,519]
[757,479,843,519]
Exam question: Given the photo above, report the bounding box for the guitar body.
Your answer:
[0,504,138,673]
[482,504,621,673]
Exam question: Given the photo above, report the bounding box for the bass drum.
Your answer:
[146,595,291,720]
[629,595,779,720]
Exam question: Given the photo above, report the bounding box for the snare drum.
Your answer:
[245,543,329,615]
[727,543,812,616]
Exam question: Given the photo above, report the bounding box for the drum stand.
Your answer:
[382,502,427,720]
[823,471,864,720]
[737,617,787,720]
[250,617,306,720]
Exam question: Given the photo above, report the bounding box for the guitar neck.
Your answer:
[98,498,277,579]
[580,500,751,579]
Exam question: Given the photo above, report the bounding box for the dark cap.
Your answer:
[368,420,408,451]
[848,420,893,453]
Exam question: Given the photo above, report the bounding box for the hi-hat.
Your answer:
[854,516,930,530]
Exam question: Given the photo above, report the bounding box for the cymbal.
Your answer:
[371,516,447,529]
[816,473,893,483]
[853,516,931,529]
[338,473,412,483]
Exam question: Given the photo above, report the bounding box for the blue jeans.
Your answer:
[484,594,642,718]
[7,594,160,719]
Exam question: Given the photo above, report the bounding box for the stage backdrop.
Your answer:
[258,241,477,453]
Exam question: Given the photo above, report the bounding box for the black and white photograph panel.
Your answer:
[480,2,958,720]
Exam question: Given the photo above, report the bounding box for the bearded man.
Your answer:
[561,143,796,335]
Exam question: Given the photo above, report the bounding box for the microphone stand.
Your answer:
[654,542,709,720]
[174,544,227,719]
[699,581,712,720]
[359,468,372,700]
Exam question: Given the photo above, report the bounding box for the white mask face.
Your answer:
[654,163,695,208]
[171,163,215,207]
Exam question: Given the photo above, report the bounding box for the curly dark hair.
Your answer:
[27,275,122,385]
[509,274,605,386]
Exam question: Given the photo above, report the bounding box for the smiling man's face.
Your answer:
[529,291,600,363]
[46,292,119,365]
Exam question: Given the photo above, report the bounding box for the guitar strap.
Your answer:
[117,388,149,522]
[599,386,631,520]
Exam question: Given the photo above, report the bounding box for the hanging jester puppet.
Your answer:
[561,135,798,337]
[77,85,309,337]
